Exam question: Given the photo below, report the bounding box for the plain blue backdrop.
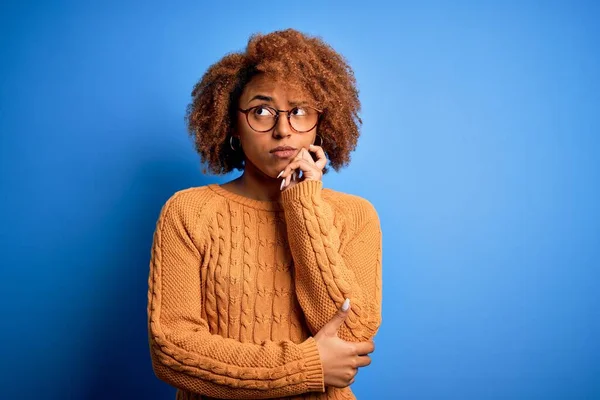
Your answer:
[1,1,599,399]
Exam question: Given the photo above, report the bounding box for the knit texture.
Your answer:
[147,179,382,399]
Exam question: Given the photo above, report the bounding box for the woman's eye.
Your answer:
[291,107,307,116]
[254,106,274,116]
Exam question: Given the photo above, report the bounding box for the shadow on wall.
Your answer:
[81,152,215,399]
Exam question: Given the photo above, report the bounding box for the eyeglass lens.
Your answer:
[247,106,318,132]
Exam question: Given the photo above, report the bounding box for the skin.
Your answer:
[222,73,325,200]
[221,74,375,388]
[313,301,375,388]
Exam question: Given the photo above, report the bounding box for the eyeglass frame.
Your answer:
[238,105,323,133]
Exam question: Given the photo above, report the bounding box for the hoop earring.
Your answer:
[230,136,240,151]
[313,134,323,147]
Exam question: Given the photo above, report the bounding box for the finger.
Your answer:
[300,147,316,164]
[283,169,298,188]
[323,298,350,335]
[290,148,308,163]
[279,159,316,179]
[353,340,375,356]
[280,161,314,190]
[348,370,357,386]
[277,162,299,180]
[277,149,305,179]
[355,355,372,368]
[309,144,328,170]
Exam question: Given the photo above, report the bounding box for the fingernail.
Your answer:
[277,170,284,178]
[292,171,296,181]
[342,298,350,311]
[280,179,285,190]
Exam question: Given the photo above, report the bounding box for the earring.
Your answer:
[230,136,240,151]
[313,134,323,147]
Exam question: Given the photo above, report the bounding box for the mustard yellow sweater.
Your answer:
[147,179,382,400]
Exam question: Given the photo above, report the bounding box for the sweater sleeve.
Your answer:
[281,180,382,342]
[147,191,324,399]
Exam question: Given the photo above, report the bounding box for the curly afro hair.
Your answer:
[185,28,362,175]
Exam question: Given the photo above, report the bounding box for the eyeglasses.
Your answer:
[238,105,322,133]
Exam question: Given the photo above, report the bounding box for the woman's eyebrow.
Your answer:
[248,94,273,103]
[248,95,308,107]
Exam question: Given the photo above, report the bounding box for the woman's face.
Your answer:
[235,74,318,179]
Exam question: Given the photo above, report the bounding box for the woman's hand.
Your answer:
[314,299,375,388]
[278,144,327,190]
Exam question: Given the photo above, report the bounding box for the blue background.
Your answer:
[1,1,599,399]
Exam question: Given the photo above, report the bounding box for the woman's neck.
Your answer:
[226,162,283,202]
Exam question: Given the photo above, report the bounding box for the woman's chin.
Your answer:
[263,162,289,179]
[255,165,283,180]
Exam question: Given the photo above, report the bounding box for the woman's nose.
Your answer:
[273,114,292,137]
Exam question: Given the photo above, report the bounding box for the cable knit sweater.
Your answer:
[147,179,382,400]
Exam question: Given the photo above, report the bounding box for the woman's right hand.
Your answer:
[313,299,375,388]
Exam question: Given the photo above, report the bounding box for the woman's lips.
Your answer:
[271,149,296,159]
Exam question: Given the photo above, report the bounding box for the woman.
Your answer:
[147,28,382,400]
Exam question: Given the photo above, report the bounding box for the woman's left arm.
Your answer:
[280,178,382,343]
